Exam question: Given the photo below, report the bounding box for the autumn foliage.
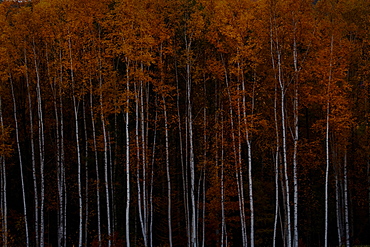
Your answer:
[0,0,370,246]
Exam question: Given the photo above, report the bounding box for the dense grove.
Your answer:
[0,0,370,246]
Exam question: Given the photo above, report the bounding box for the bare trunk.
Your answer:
[279,53,291,247]
[201,85,207,247]
[33,42,45,247]
[175,60,190,246]
[292,21,299,247]
[334,147,343,247]
[25,51,39,247]
[344,150,350,247]
[58,50,67,247]
[325,34,334,247]
[223,59,247,247]
[68,36,83,247]
[273,80,281,247]
[220,110,227,247]
[98,48,111,246]
[90,76,101,246]
[125,57,131,247]
[149,98,158,247]
[0,98,7,247]
[188,64,197,247]
[135,80,146,246]
[54,58,62,247]
[240,61,255,247]
[184,33,196,246]
[163,96,173,247]
[83,96,89,245]
[270,22,280,247]
[10,74,29,247]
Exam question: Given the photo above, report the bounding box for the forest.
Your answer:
[0,0,370,246]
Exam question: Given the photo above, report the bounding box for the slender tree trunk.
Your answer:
[89,75,101,246]
[334,147,343,247]
[324,72,330,247]
[60,83,67,247]
[240,61,254,247]
[273,78,281,247]
[58,50,67,247]
[163,96,173,247]
[223,59,247,247]
[68,36,83,247]
[54,57,62,247]
[187,59,197,247]
[55,87,63,247]
[278,53,291,247]
[270,10,292,245]
[201,80,207,247]
[175,60,190,246]
[24,51,39,247]
[10,73,29,247]
[149,98,158,247]
[292,20,299,247]
[270,21,280,247]
[98,47,111,247]
[135,80,146,246]
[325,34,334,247]
[108,130,115,242]
[83,95,89,246]
[140,74,149,247]
[220,109,226,247]
[33,42,45,247]
[184,29,197,247]
[125,57,131,247]
[0,98,7,247]
[344,150,350,247]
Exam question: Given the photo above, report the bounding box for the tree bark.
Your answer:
[163,96,173,247]
[68,36,83,247]
[125,57,131,247]
[344,150,350,247]
[10,73,29,247]
[25,51,39,247]
[0,97,7,247]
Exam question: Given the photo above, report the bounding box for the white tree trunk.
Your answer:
[223,61,247,247]
[273,106,279,247]
[220,110,227,247]
[149,99,158,247]
[278,53,291,247]
[59,83,67,247]
[135,81,146,246]
[83,96,89,246]
[270,23,280,247]
[98,49,111,247]
[69,38,83,247]
[125,57,131,247]
[163,96,173,247]
[58,50,67,247]
[10,74,29,247]
[0,97,7,247]
[175,62,191,246]
[325,34,334,247]
[25,52,39,247]
[54,63,62,247]
[240,63,254,247]
[33,42,45,247]
[344,150,350,247]
[201,92,207,247]
[185,36,197,246]
[292,23,299,247]
[90,76,102,246]
[68,36,83,247]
